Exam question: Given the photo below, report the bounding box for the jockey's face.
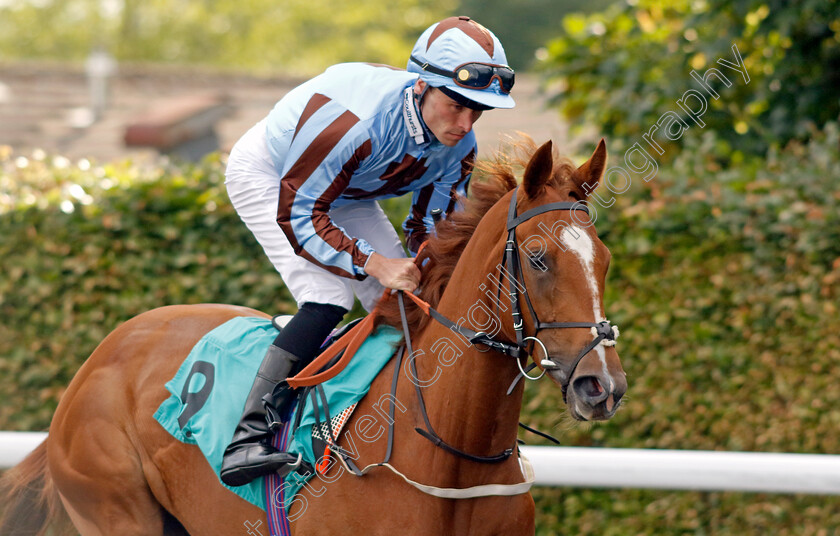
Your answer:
[415,80,483,147]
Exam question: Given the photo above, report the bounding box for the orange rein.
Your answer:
[286,242,431,389]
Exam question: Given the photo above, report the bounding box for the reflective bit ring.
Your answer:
[519,336,548,380]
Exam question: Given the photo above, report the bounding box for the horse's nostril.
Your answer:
[573,375,608,405]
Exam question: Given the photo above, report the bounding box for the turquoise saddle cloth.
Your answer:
[153,316,402,511]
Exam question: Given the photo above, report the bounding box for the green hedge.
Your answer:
[2,124,840,532]
[0,150,299,429]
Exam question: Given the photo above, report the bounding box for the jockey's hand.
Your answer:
[364,252,421,293]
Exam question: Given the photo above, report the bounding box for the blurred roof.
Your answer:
[0,61,567,163]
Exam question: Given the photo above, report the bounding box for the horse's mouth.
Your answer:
[569,405,589,421]
[568,398,619,422]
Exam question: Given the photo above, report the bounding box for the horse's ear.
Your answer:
[523,140,554,199]
[573,138,607,199]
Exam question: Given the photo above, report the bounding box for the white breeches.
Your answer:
[224,120,405,312]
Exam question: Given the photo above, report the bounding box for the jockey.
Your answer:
[221,16,515,486]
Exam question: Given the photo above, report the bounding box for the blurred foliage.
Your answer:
[2,121,840,530]
[456,0,613,69]
[0,0,452,75]
[0,149,297,429]
[0,0,616,75]
[540,0,840,156]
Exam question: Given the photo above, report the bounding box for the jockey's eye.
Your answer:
[528,254,548,272]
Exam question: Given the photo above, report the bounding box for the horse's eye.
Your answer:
[529,254,547,271]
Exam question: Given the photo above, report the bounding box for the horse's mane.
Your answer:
[374,136,578,331]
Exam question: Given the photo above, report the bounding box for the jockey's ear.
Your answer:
[572,138,607,200]
[522,140,554,199]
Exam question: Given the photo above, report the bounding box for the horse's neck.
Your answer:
[409,278,524,459]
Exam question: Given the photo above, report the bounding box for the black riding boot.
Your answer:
[220,301,347,487]
[220,344,303,486]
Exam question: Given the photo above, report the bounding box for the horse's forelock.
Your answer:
[486,136,580,201]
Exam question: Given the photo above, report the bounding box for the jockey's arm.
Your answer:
[403,147,476,255]
[273,109,420,292]
[273,110,377,281]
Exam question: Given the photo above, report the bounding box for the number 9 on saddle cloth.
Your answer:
[154,315,402,509]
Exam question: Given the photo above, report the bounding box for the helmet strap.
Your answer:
[416,83,430,106]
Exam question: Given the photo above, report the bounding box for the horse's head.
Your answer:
[377,136,626,421]
[505,139,626,421]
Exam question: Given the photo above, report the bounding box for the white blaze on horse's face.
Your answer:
[558,224,617,415]
[558,225,605,323]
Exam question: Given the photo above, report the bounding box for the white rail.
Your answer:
[2,432,839,495]
[1,432,49,469]
[521,445,840,495]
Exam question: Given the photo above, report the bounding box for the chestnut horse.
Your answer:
[0,139,626,536]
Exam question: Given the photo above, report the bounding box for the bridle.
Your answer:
[404,186,618,392]
[396,185,620,463]
[297,184,622,497]
[500,186,619,390]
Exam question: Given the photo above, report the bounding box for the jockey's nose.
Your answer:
[458,109,478,133]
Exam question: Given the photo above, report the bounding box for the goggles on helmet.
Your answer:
[410,55,515,94]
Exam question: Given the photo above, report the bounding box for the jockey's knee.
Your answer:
[273,302,348,362]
